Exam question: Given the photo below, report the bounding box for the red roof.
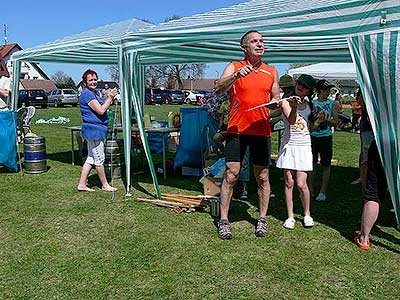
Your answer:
[0,43,22,58]
[0,43,50,80]
[20,79,57,93]
[181,78,217,90]
[0,53,9,77]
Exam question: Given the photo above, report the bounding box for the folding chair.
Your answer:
[23,106,35,134]
[16,106,35,143]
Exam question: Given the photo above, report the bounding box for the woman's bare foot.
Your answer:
[77,185,95,192]
[102,185,117,192]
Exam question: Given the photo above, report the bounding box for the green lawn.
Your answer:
[1,104,399,300]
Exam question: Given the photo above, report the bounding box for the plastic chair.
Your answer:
[23,106,35,133]
[16,106,35,143]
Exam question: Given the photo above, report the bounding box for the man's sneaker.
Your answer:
[255,218,268,237]
[217,219,232,240]
[316,193,327,202]
[240,189,248,199]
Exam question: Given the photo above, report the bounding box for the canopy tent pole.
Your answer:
[138,64,145,117]
[347,30,400,224]
[10,60,21,111]
[118,47,133,196]
[122,48,161,199]
[132,51,162,199]
[134,55,145,121]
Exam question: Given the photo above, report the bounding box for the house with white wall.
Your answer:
[0,43,49,80]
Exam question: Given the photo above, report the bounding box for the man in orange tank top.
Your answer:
[214,30,281,239]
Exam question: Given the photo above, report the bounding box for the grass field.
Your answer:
[1,104,399,300]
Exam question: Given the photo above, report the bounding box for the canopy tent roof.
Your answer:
[288,63,357,80]
[12,0,400,65]
[10,0,400,224]
[11,19,155,64]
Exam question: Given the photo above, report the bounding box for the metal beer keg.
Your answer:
[24,136,47,174]
[104,139,124,179]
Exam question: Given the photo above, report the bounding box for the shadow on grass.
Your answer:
[128,170,204,198]
[126,173,155,197]
[0,166,19,173]
[265,164,400,253]
[0,160,51,174]
[47,151,76,165]
[370,226,400,254]
[129,162,400,253]
[225,200,255,226]
[42,150,400,252]
[211,200,255,233]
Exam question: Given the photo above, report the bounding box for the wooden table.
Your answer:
[65,125,179,179]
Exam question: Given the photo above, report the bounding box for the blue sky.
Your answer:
[3,0,288,83]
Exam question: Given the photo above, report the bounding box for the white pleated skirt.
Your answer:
[276,141,313,171]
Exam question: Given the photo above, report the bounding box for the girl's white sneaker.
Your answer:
[283,218,296,230]
[303,216,314,228]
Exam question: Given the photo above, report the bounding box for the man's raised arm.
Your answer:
[215,63,254,94]
[214,63,236,95]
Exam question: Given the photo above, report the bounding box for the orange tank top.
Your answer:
[227,60,276,137]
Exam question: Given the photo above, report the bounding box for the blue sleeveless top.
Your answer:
[79,88,109,140]
[311,98,334,137]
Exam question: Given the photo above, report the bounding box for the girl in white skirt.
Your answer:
[276,74,315,229]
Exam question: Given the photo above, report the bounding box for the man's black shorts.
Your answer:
[225,133,271,166]
[311,135,333,167]
[365,140,387,203]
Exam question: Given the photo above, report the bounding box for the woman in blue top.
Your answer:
[77,69,118,192]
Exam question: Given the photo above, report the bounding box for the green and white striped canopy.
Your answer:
[11,0,400,222]
[12,19,155,64]
[13,0,400,65]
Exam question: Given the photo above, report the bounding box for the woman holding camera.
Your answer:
[77,69,118,192]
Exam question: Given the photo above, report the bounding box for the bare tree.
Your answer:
[104,60,206,89]
[51,71,76,89]
[105,66,119,82]
[146,63,206,89]
[106,15,206,89]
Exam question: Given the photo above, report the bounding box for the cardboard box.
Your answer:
[203,176,223,196]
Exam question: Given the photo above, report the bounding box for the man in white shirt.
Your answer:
[0,75,11,110]
[101,83,111,99]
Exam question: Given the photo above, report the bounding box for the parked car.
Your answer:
[145,88,164,105]
[18,89,48,108]
[182,90,202,104]
[196,89,215,103]
[48,89,79,107]
[162,89,185,104]
[112,93,121,105]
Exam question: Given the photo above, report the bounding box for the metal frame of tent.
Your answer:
[10,0,400,223]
